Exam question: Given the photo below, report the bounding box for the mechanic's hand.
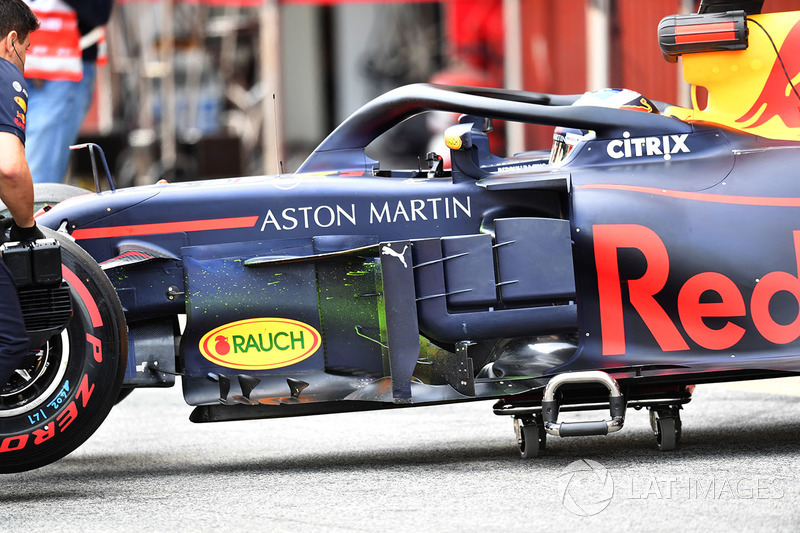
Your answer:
[9,220,44,243]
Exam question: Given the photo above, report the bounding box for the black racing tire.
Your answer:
[0,227,127,473]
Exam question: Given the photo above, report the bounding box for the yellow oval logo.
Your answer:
[199,318,321,370]
[444,134,462,150]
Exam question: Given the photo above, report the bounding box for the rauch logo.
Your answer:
[199,318,321,370]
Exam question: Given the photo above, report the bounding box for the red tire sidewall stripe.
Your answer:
[61,265,103,328]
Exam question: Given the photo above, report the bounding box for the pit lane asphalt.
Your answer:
[1,378,799,532]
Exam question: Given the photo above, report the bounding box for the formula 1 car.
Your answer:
[2,0,800,473]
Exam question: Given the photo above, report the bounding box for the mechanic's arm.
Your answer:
[0,131,34,229]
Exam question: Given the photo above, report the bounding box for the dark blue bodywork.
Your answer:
[36,84,800,421]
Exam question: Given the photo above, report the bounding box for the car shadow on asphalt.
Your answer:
[10,416,797,483]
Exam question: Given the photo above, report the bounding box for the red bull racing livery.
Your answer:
[1,0,800,471]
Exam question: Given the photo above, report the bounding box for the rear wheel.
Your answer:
[0,228,127,473]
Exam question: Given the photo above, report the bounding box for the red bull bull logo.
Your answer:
[736,19,800,129]
[675,11,800,141]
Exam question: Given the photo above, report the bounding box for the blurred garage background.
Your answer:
[72,0,800,186]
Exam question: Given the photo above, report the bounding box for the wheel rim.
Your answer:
[0,331,70,416]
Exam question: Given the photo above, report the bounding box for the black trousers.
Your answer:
[0,260,28,386]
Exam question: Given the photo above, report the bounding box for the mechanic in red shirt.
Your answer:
[0,0,42,387]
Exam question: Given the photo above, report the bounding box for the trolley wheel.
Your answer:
[533,413,547,450]
[514,417,545,459]
[650,406,682,452]
[538,422,547,450]
[655,417,677,451]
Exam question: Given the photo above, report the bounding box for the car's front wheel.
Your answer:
[0,228,127,473]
